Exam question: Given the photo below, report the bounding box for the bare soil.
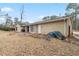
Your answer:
[0,31,79,56]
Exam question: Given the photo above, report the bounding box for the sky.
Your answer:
[0,3,68,23]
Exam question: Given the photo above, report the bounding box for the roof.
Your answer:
[29,16,71,25]
[18,22,30,27]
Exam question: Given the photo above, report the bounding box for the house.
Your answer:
[15,16,73,37]
[15,24,22,32]
[15,24,28,32]
[28,17,73,37]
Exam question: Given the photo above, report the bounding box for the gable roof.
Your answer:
[29,16,71,25]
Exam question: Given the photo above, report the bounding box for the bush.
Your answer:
[0,26,12,31]
[3,27,11,31]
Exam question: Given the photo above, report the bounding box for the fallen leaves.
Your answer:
[0,31,79,56]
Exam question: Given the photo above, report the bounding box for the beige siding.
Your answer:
[38,25,41,33]
[16,24,22,32]
[41,21,65,35]
[30,25,38,33]
[25,27,27,32]
[33,25,38,33]
[29,18,73,37]
[66,18,73,36]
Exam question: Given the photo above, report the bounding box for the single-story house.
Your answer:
[15,24,22,32]
[15,17,73,37]
[15,24,27,32]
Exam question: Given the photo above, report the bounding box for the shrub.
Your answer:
[0,26,12,31]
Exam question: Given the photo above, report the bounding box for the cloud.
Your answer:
[1,7,13,12]
[77,14,79,19]
[38,16,44,19]
[0,17,5,24]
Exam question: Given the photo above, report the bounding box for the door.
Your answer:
[68,25,70,37]
[27,26,29,32]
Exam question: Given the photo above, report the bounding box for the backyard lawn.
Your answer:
[0,31,79,56]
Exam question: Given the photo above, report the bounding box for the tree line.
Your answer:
[0,5,29,31]
[0,13,29,31]
[0,3,79,31]
[42,3,79,30]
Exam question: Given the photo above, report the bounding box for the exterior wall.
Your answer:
[16,24,22,32]
[25,26,29,32]
[29,26,31,32]
[25,26,27,32]
[34,25,38,33]
[16,24,28,32]
[29,21,70,36]
[41,21,65,35]
[66,18,73,37]
[29,18,73,37]
[38,25,41,33]
[29,25,38,33]
[64,19,67,36]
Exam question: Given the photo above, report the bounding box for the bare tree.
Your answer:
[20,4,24,24]
[14,17,19,25]
[5,13,13,27]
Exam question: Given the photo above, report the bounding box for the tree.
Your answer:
[14,17,19,25]
[65,3,79,30]
[42,15,59,21]
[5,13,13,27]
[22,21,29,25]
[50,15,59,19]
[42,16,50,20]
[20,5,24,23]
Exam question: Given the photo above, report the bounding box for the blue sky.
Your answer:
[0,3,68,23]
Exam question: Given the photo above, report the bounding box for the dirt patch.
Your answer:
[0,31,79,56]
